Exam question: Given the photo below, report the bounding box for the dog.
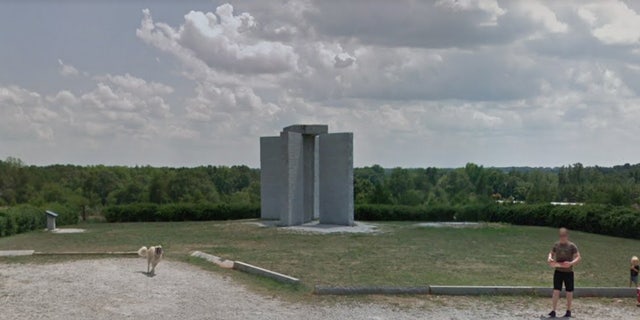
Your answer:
[137,245,163,275]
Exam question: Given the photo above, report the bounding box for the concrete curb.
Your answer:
[430,285,540,296]
[314,286,430,295]
[0,250,35,257]
[314,285,637,297]
[33,251,138,256]
[0,250,138,256]
[190,251,298,284]
[572,287,636,298]
[190,251,234,269]
[233,261,300,285]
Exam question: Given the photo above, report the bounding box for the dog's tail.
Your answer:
[137,246,148,257]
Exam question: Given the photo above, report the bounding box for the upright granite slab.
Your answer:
[319,133,354,226]
[280,130,305,226]
[260,136,283,220]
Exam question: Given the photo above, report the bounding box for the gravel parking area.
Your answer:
[1,258,638,320]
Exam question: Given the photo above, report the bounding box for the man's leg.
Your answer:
[552,289,560,311]
[566,272,575,313]
[551,270,562,314]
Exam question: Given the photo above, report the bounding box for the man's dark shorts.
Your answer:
[553,270,574,292]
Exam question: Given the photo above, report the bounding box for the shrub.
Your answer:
[355,204,455,221]
[0,205,45,237]
[0,210,7,237]
[104,203,260,222]
[510,204,552,226]
[104,203,159,222]
[6,204,44,234]
[4,210,17,236]
[454,204,491,222]
[157,203,187,221]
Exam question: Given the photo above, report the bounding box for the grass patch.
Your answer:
[0,220,638,293]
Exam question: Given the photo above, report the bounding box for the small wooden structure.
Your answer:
[45,210,58,231]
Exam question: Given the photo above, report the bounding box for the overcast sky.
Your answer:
[2,0,640,168]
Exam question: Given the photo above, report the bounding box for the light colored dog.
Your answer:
[138,245,163,275]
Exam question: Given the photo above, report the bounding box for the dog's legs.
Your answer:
[147,260,151,274]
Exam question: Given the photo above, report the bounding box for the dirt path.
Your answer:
[0,258,638,320]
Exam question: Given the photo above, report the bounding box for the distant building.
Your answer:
[550,202,584,206]
[496,200,525,204]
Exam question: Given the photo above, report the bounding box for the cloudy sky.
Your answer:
[2,0,640,168]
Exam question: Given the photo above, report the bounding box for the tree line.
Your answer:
[1,157,640,214]
[356,163,640,207]
[0,157,259,215]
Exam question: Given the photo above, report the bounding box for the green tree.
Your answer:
[437,169,474,204]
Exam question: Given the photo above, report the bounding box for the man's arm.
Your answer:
[569,251,581,266]
[547,251,555,263]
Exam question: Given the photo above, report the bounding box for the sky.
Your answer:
[2,0,640,168]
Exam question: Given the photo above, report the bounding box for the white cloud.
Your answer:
[334,52,355,68]
[578,1,640,45]
[101,73,173,97]
[0,70,176,151]
[472,110,503,127]
[514,1,568,33]
[76,74,173,137]
[138,6,298,75]
[166,125,199,140]
[57,59,79,76]
[46,90,78,107]
[436,0,506,26]
[0,86,58,141]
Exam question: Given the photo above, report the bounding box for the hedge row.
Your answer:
[0,203,78,237]
[104,203,260,222]
[356,203,640,240]
[355,204,457,222]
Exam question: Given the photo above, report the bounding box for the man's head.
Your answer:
[559,227,569,243]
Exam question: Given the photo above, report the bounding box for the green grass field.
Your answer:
[0,220,637,291]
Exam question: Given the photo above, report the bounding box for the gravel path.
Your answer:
[1,258,638,320]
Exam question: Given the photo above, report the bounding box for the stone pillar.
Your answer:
[279,131,305,226]
[318,133,354,226]
[260,136,282,220]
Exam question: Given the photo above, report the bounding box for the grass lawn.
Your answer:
[0,220,638,292]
